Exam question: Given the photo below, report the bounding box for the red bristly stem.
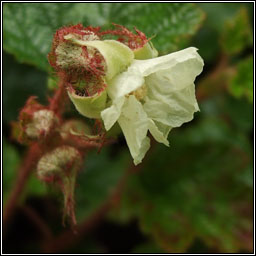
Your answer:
[3,142,42,226]
[49,78,68,116]
[3,82,69,227]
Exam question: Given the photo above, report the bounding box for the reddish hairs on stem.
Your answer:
[100,23,148,50]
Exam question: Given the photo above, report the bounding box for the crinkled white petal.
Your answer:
[117,95,150,165]
[101,47,204,164]
[129,47,204,84]
[140,47,203,128]
[107,69,144,100]
[148,119,171,146]
[101,96,125,131]
[107,47,203,101]
[144,81,199,127]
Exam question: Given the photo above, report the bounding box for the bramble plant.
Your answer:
[3,3,253,254]
[7,23,204,225]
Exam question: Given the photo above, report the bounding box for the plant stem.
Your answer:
[3,81,69,228]
[3,143,42,227]
[49,78,68,116]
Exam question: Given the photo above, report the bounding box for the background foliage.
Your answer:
[3,2,253,253]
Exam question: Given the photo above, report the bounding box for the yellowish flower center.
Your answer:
[129,84,147,101]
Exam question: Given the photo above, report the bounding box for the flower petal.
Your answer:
[107,47,203,101]
[129,47,204,85]
[118,95,150,165]
[140,47,203,128]
[107,69,145,100]
[101,96,125,131]
[144,81,199,127]
[148,119,171,146]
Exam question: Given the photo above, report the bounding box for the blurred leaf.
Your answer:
[191,27,219,63]
[221,8,253,55]
[3,52,47,125]
[3,138,20,203]
[200,94,253,134]
[102,3,205,53]
[235,165,253,189]
[199,3,248,32]
[75,147,129,222]
[113,116,253,253]
[194,3,252,63]
[229,56,253,103]
[47,76,59,91]
[4,3,205,71]
[223,96,253,133]
[23,174,48,199]
[3,3,89,71]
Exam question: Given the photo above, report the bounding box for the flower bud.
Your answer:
[25,109,59,139]
[18,97,59,142]
[49,24,135,120]
[64,35,134,81]
[37,146,81,180]
[37,146,82,225]
[60,119,92,139]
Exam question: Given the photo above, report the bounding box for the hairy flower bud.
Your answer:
[25,109,59,139]
[49,24,135,119]
[64,35,134,80]
[37,146,82,225]
[18,96,59,142]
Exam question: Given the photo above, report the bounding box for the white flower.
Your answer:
[101,47,204,165]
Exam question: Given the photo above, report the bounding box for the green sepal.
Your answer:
[134,42,158,60]
[68,89,107,119]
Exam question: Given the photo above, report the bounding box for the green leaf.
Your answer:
[221,7,253,55]
[3,52,47,124]
[23,174,48,199]
[3,3,88,71]
[3,138,20,203]
[108,3,205,53]
[199,3,244,32]
[3,3,205,72]
[193,3,252,63]
[72,3,205,53]
[229,56,253,103]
